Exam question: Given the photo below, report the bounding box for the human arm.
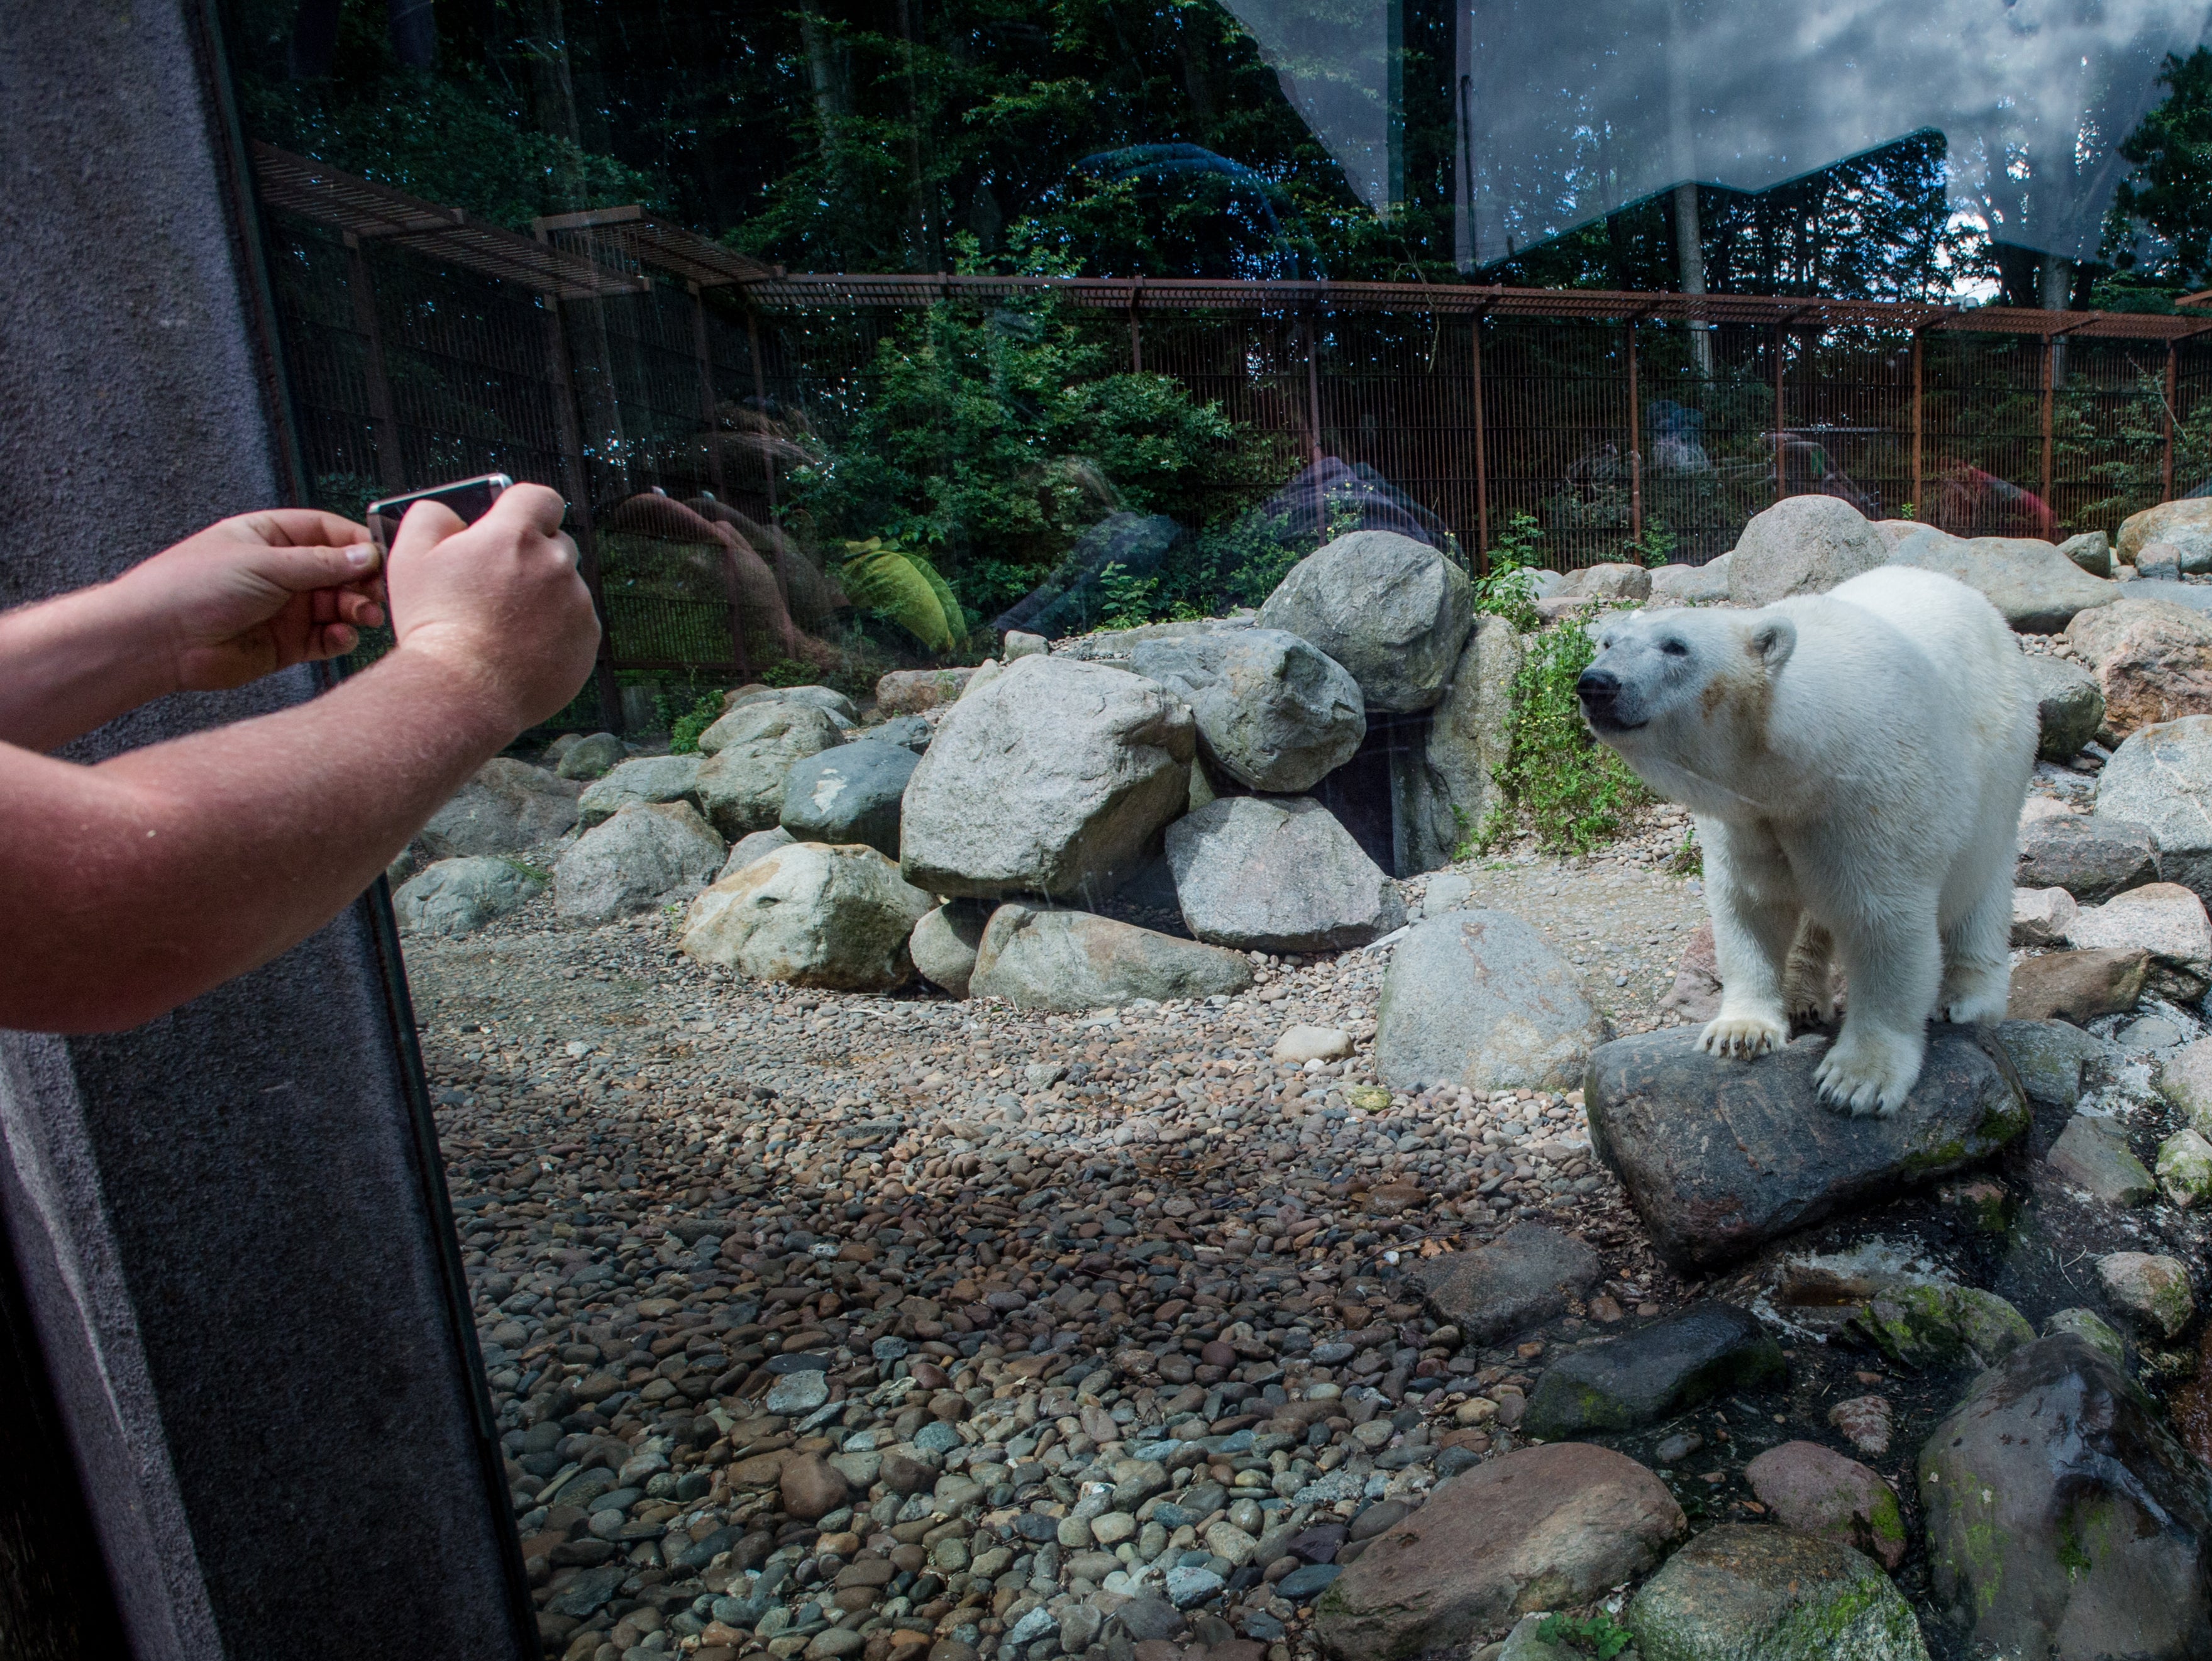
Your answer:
[0,485,599,1032]
[0,509,387,753]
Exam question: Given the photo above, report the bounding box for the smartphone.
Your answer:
[366,473,512,556]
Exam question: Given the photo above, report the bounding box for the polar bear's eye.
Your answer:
[1661,639,1689,656]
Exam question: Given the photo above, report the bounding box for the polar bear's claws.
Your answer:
[1813,1045,1915,1117]
[1698,1016,1786,1059]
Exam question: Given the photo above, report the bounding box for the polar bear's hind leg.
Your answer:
[1938,867,2015,1025]
[1784,918,1837,1026]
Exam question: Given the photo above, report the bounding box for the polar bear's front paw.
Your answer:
[1698,1013,1787,1059]
[1813,1027,1923,1118]
[1786,987,1836,1027]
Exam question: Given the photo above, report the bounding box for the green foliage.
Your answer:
[1667,824,1703,877]
[758,658,818,688]
[1471,512,1544,632]
[497,856,551,885]
[1095,563,1161,631]
[834,538,969,654]
[792,290,1286,625]
[2109,48,2212,286]
[666,693,724,755]
[1535,1611,1634,1660]
[1627,518,1680,567]
[1479,621,1650,855]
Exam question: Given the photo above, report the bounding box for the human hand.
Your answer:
[384,483,601,730]
[109,509,387,692]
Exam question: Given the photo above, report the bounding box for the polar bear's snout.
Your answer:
[1575,664,1641,732]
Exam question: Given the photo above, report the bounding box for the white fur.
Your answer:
[1580,566,2035,1115]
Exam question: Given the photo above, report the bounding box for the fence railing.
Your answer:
[251,144,2212,702]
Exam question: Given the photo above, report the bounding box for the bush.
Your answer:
[1479,619,1649,854]
[666,693,724,754]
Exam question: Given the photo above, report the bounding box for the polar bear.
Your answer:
[1576,565,2035,1115]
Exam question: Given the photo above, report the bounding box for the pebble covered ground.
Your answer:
[410,809,1739,1661]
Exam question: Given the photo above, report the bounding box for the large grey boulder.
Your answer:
[1402,615,1523,873]
[577,754,704,828]
[1887,526,2121,633]
[899,656,1194,902]
[2120,497,2212,571]
[2097,715,2212,897]
[554,732,624,780]
[2018,654,2105,761]
[1919,1335,2212,1660]
[418,758,581,859]
[720,825,795,881]
[1374,911,1606,1093]
[778,741,919,858]
[1255,530,1473,712]
[393,855,541,937]
[721,683,859,727]
[1585,1026,2030,1269]
[1166,797,1405,951]
[2018,812,2159,903]
[1129,627,1364,792]
[967,905,1253,1012]
[854,714,933,754]
[694,701,843,837]
[1624,1525,1928,1661]
[1727,495,1889,605]
[681,842,932,992]
[553,802,727,925]
[2059,529,2116,577]
[1647,558,1731,605]
[909,901,993,998]
[2065,596,2212,738]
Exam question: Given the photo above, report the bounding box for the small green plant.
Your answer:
[498,856,551,884]
[758,658,816,688]
[1479,619,1651,854]
[1095,561,1162,629]
[667,692,724,754]
[1536,1611,1634,1659]
[1899,500,1918,520]
[1472,512,1546,632]
[1627,517,1679,567]
[1449,803,1478,862]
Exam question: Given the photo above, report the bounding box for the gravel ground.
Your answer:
[409,827,1726,1661]
[412,785,2206,1661]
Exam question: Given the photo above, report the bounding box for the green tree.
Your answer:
[2108,47,2212,288]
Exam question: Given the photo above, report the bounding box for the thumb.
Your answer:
[246,538,382,593]
[387,499,467,570]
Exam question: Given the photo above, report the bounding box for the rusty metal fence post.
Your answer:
[2167,341,2180,504]
[1910,330,1925,516]
[1625,319,1642,545]
[1471,309,1489,563]
[2040,333,2055,518]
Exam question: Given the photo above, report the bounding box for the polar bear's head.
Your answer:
[1576,605,1797,792]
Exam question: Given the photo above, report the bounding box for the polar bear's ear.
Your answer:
[1747,617,1796,673]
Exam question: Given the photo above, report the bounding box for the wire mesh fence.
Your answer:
[253,160,2212,709]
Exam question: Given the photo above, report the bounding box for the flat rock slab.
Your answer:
[1402,1223,1600,1347]
[1623,1524,1929,1661]
[1522,1302,1784,1439]
[2047,1114,2156,1206]
[2008,947,2149,1022]
[1376,911,1607,1094]
[1585,1026,2031,1269]
[1312,1442,1683,1660]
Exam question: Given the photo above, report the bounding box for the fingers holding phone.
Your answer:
[385,478,600,730]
